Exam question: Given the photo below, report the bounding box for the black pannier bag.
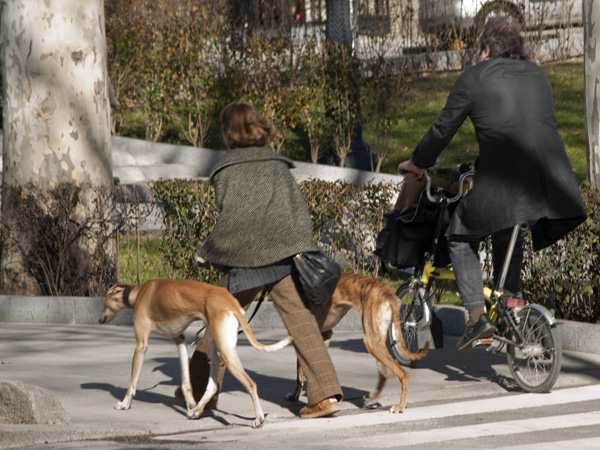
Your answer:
[375,168,465,270]
[374,210,429,269]
[375,209,450,269]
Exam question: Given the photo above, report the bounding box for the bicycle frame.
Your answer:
[420,262,456,284]
[415,233,557,329]
[412,263,457,328]
[406,169,558,332]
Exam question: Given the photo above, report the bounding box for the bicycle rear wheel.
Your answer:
[388,283,429,367]
[506,306,562,393]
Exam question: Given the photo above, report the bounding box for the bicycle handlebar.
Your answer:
[423,169,475,204]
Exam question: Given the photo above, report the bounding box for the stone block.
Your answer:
[0,381,69,425]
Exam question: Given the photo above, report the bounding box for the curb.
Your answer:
[0,295,597,355]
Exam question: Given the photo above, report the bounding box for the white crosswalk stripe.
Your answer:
[158,384,600,448]
[265,384,600,432]
[323,411,600,448]
[493,438,600,450]
[318,384,600,449]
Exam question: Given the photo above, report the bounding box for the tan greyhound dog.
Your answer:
[287,272,429,414]
[99,278,292,429]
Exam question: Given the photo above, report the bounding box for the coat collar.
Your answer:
[209,146,295,182]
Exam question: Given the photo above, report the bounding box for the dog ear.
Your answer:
[107,284,127,296]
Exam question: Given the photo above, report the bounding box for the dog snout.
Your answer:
[99,309,113,324]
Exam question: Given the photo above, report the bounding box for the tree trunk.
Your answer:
[584,0,600,188]
[326,0,371,170]
[1,0,114,295]
[326,0,353,45]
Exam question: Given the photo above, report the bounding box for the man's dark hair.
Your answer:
[477,16,529,61]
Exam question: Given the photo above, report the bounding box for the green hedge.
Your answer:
[521,184,600,323]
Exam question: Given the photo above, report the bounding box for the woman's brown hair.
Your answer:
[220,102,273,149]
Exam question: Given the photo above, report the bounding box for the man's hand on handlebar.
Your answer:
[397,159,424,180]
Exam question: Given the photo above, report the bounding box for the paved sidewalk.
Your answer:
[1,323,600,449]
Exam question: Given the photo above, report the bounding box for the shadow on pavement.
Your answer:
[406,338,523,392]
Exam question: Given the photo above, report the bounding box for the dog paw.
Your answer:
[285,392,300,402]
[252,416,265,429]
[362,396,381,410]
[389,405,405,414]
[187,408,203,419]
[114,401,130,410]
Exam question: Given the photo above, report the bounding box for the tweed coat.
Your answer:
[412,58,586,251]
[198,146,319,268]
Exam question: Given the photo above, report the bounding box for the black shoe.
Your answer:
[456,314,496,354]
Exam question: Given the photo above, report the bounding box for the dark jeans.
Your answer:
[449,227,524,311]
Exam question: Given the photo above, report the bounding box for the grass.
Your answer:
[377,61,586,182]
[117,235,171,284]
[544,62,586,182]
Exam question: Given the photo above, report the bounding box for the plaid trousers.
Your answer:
[188,274,343,406]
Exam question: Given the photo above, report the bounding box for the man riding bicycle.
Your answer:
[398,17,586,353]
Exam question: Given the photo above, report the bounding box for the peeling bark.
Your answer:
[585,0,600,188]
[1,0,113,294]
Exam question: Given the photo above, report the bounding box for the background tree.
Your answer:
[1,0,116,295]
[358,0,409,173]
[584,0,600,188]
[326,0,371,169]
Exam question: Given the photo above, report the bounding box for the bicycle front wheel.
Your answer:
[506,306,562,393]
[388,283,429,367]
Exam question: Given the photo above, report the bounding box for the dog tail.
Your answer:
[391,297,430,361]
[233,310,293,352]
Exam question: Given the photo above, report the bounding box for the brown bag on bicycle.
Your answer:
[394,166,470,217]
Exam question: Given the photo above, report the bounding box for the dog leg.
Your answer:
[364,338,409,414]
[222,354,265,428]
[359,294,412,414]
[187,343,220,419]
[116,337,148,410]
[362,314,393,409]
[214,313,266,429]
[363,361,388,409]
[174,334,196,411]
[285,360,304,402]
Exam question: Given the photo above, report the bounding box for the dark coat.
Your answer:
[412,58,586,251]
[198,146,319,268]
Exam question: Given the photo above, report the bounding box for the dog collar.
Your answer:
[123,285,135,307]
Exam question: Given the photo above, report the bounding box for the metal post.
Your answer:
[496,224,520,292]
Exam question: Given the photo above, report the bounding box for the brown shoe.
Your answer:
[174,387,218,409]
[299,397,341,419]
